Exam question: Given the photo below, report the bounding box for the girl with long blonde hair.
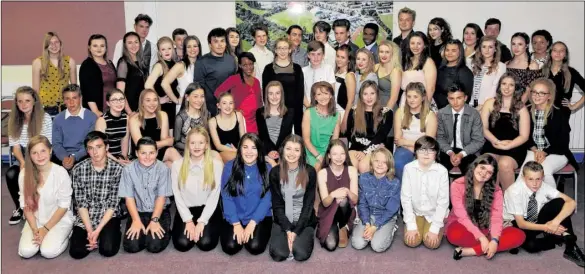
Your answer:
[171,126,224,252]
[32,32,77,115]
[6,86,53,225]
[375,40,402,109]
[18,135,75,259]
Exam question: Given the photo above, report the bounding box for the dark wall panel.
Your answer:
[1,1,126,65]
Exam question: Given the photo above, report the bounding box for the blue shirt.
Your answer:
[118,160,172,212]
[221,160,272,225]
[357,172,401,228]
[52,108,97,161]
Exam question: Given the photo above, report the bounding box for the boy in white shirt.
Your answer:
[505,161,584,267]
[401,136,450,249]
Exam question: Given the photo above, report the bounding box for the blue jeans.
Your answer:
[394,147,414,180]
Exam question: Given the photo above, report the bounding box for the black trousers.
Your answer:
[322,201,351,251]
[5,165,20,209]
[172,204,222,252]
[69,218,122,259]
[439,148,476,176]
[220,217,273,255]
[269,222,315,262]
[123,209,172,253]
[513,198,575,253]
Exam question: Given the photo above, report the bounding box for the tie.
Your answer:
[526,192,538,223]
[453,113,460,149]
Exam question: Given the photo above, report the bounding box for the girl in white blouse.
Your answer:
[18,135,74,259]
[171,126,224,252]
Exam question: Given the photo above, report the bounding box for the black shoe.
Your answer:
[509,248,519,254]
[8,208,23,225]
[563,245,585,267]
[453,247,463,260]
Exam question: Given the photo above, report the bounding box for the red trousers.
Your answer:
[446,221,525,255]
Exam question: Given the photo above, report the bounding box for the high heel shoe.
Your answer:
[453,247,463,260]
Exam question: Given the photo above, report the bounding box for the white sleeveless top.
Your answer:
[176,63,195,113]
[397,107,427,142]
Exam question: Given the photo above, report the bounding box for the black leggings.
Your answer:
[123,209,172,253]
[69,218,122,259]
[5,165,20,209]
[269,222,315,262]
[322,200,351,251]
[220,217,273,255]
[514,198,575,253]
[172,204,222,252]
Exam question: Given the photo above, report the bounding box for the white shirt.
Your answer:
[171,157,223,224]
[65,107,88,120]
[365,42,376,51]
[401,160,450,234]
[504,180,560,221]
[113,39,158,73]
[323,42,337,69]
[248,45,274,87]
[448,107,467,156]
[302,63,336,103]
[18,163,75,228]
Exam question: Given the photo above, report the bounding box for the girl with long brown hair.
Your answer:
[18,135,75,259]
[268,134,317,261]
[6,86,53,225]
[470,36,506,111]
[346,80,393,173]
[32,32,77,115]
[446,154,525,260]
[80,34,116,117]
[480,73,530,191]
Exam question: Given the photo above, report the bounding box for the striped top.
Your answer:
[471,66,487,107]
[9,113,53,148]
[103,111,127,157]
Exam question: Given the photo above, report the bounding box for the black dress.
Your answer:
[345,108,393,153]
[548,66,585,127]
[434,65,474,109]
[214,116,241,148]
[430,43,443,69]
[140,117,168,161]
[336,75,348,109]
[154,60,179,129]
[116,58,145,112]
[481,112,527,166]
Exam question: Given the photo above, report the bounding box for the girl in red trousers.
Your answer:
[446,154,525,260]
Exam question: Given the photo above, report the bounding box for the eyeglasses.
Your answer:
[416,149,437,155]
[109,98,126,103]
[532,91,550,97]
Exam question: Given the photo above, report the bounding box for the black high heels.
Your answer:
[453,247,463,260]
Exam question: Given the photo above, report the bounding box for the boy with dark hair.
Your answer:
[436,83,484,175]
[193,28,237,116]
[505,161,584,267]
[287,25,308,67]
[172,28,188,61]
[248,23,273,85]
[362,23,380,63]
[484,18,512,63]
[332,19,359,55]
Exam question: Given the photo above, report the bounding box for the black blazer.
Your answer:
[256,107,295,155]
[527,106,578,169]
[79,57,116,112]
[269,164,317,235]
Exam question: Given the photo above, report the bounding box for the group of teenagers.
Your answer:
[4,6,584,266]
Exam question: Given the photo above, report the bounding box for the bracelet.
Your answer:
[43,225,50,231]
[491,237,499,244]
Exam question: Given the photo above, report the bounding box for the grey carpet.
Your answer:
[2,165,583,274]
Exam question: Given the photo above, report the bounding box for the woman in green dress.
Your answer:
[302,81,341,171]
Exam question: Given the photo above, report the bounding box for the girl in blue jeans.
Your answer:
[393,82,437,179]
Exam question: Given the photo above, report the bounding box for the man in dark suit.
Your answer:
[436,83,485,175]
[362,23,379,63]
[333,19,359,56]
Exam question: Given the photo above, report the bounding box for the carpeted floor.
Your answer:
[1,165,583,274]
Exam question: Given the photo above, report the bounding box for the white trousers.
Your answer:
[515,150,568,188]
[18,221,72,259]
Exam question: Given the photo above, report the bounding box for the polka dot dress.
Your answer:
[39,55,71,107]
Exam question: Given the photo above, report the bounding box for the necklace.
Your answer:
[331,167,344,181]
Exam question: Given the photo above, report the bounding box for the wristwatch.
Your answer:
[151,217,160,223]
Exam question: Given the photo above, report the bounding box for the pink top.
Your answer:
[215,74,262,133]
[400,70,426,107]
[475,62,506,105]
[446,177,504,240]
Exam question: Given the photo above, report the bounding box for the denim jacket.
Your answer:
[357,173,401,228]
